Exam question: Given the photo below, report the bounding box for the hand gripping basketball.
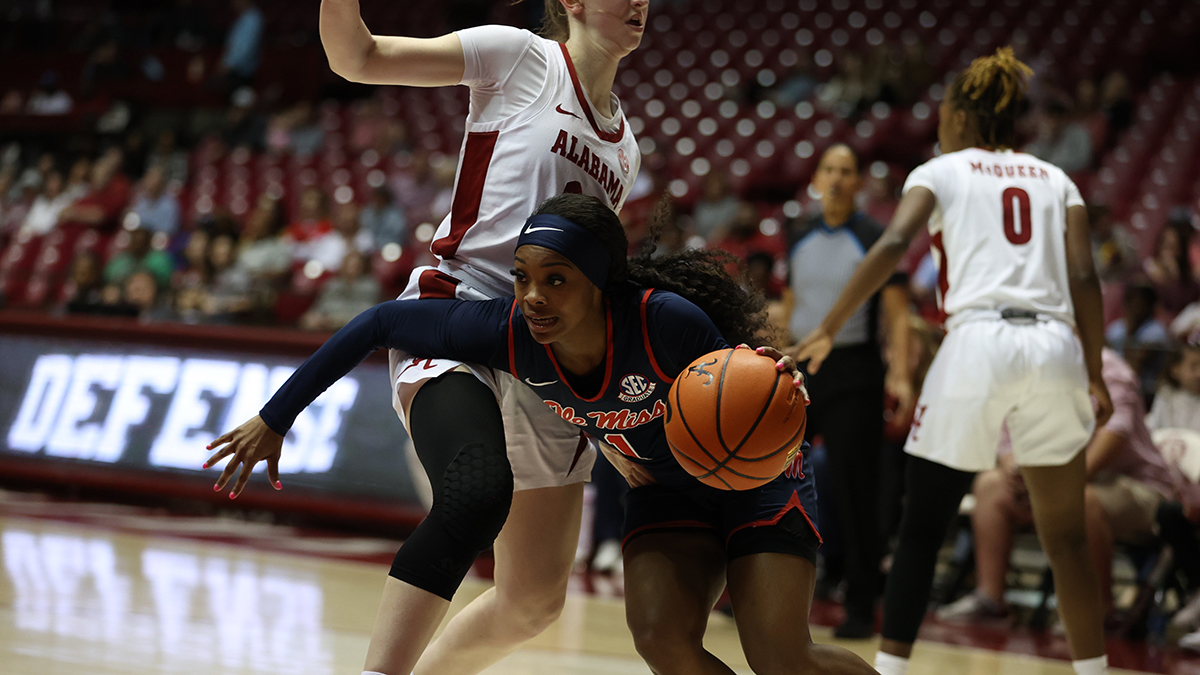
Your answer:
[664,346,810,490]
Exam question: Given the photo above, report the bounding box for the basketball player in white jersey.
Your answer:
[319,1,643,674]
[796,48,1114,675]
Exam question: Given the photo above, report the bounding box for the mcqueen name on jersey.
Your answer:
[969,161,1051,181]
[549,130,626,206]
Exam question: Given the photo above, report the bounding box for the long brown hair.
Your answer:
[949,46,1033,149]
[539,0,570,42]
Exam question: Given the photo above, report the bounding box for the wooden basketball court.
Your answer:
[0,494,1174,675]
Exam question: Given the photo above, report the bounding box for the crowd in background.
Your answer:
[3,0,1200,646]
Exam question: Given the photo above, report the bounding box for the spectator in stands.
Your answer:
[310,201,372,272]
[1101,71,1134,138]
[18,170,71,237]
[298,249,380,331]
[58,148,131,233]
[937,349,1178,620]
[359,185,407,250]
[715,202,784,264]
[1107,283,1171,400]
[1144,220,1199,319]
[234,195,291,283]
[1148,340,1200,431]
[26,71,72,116]
[692,172,741,244]
[1025,100,1093,173]
[130,165,181,236]
[1074,78,1109,151]
[783,143,911,638]
[390,151,440,225]
[0,169,34,235]
[63,250,107,314]
[1089,204,1137,282]
[768,50,820,107]
[63,157,92,201]
[80,38,132,99]
[266,101,324,157]
[216,0,264,90]
[195,232,253,323]
[146,130,189,184]
[122,269,177,322]
[862,164,899,226]
[284,187,333,262]
[105,227,175,289]
[817,51,876,120]
[223,87,267,151]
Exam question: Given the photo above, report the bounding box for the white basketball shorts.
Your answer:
[905,315,1095,472]
[387,265,595,491]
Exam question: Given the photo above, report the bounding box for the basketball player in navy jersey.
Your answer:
[208,194,877,675]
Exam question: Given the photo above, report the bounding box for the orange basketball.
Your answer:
[664,348,807,490]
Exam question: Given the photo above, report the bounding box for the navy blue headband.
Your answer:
[515,214,612,289]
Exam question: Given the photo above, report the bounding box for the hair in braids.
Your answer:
[531,193,772,348]
[948,46,1034,149]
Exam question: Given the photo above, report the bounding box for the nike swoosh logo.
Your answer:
[524,378,559,387]
[523,223,563,234]
[555,104,580,119]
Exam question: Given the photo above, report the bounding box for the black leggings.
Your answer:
[881,455,976,644]
[389,372,514,600]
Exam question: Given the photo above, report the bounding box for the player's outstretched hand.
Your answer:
[204,415,285,499]
[599,442,657,488]
[792,327,834,374]
[1090,378,1113,428]
[737,344,810,405]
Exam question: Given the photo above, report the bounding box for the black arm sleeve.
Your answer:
[644,291,731,377]
[259,298,514,434]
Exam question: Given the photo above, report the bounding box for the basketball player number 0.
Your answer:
[1002,186,1032,245]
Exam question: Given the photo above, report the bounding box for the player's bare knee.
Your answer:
[628,615,706,666]
[498,588,566,638]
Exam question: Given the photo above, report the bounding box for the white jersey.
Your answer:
[430,25,642,297]
[902,147,1085,326]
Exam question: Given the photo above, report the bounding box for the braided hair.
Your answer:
[531,193,772,348]
[949,46,1034,149]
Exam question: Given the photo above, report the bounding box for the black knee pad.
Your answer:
[388,443,513,600]
[439,442,515,550]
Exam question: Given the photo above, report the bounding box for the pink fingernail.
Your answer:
[274,481,282,490]
[206,444,212,449]
[202,462,209,469]
[776,363,784,370]
[756,347,765,353]
[229,492,236,500]
[213,484,220,492]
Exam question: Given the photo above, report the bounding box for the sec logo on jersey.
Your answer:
[618,373,656,403]
[618,148,630,175]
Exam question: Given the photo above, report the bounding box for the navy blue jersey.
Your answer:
[261,288,729,486]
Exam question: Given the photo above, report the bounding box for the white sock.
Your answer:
[1072,655,1108,675]
[874,651,910,675]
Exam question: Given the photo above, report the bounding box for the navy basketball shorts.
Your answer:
[621,451,822,564]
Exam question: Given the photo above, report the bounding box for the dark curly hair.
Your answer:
[531,193,772,348]
[949,46,1033,149]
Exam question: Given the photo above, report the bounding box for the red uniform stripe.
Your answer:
[725,489,823,545]
[558,43,625,144]
[930,231,949,326]
[416,269,461,299]
[507,299,520,380]
[639,288,675,383]
[431,130,500,259]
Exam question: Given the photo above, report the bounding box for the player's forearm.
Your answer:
[881,284,912,382]
[820,233,908,336]
[320,0,376,81]
[1084,429,1124,480]
[1069,272,1105,383]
